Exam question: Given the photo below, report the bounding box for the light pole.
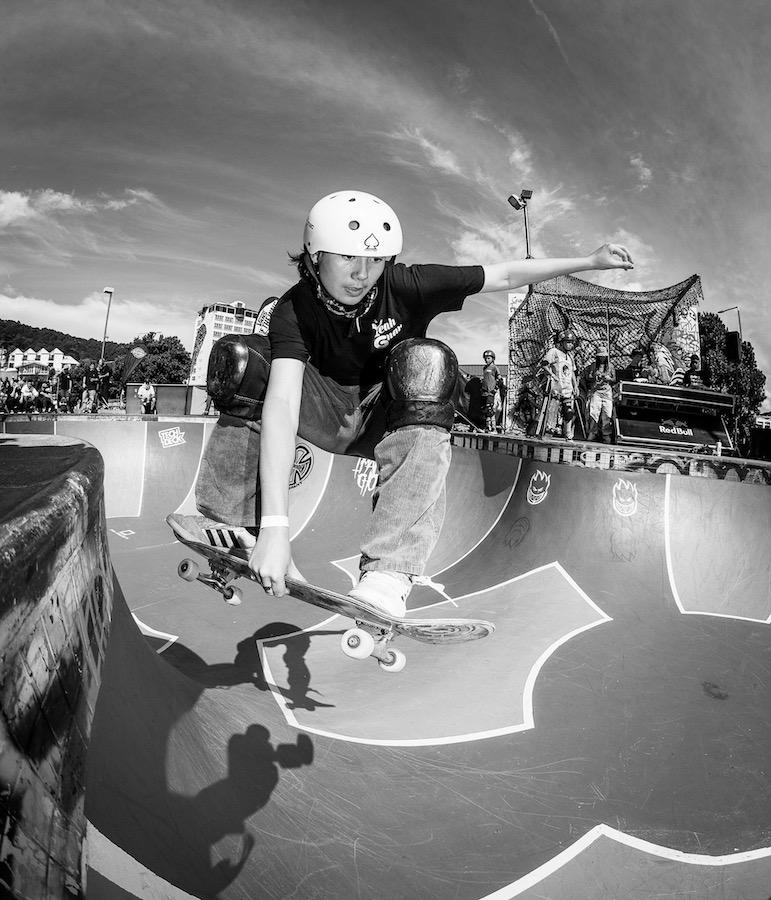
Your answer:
[507,189,534,258]
[506,190,535,433]
[100,287,114,361]
[717,305,743,341]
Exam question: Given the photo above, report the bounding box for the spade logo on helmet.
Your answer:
[364,233,380,251]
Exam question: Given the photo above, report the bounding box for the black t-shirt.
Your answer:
[269,263,485,386]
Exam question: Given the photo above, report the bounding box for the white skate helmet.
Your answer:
[303,191,403,259]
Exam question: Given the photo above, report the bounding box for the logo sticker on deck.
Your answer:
[158,426,185,449]
[527,470,551,505]
[289,443,314,489]
[613,479,638,516]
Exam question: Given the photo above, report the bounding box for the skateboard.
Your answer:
[167,513,495,672]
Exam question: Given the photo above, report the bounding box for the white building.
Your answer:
[188,300,264,386]
[2,347,78,376]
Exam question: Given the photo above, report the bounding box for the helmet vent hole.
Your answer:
[383,222,391,231]
[348,220,360,230]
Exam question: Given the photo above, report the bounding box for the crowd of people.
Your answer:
[0,359,151,414]
[510,333,707,443]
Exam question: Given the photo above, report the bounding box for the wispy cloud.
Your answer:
[385,127,465,179]
[527,0,580,81]
[470,112,536,181]
[0,187,160,230]
[629,153,653,191]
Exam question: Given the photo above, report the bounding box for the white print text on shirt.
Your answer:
[372,318,403,350]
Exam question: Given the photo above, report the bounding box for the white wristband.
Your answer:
[260,515,290,529]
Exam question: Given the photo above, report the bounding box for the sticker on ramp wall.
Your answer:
[353,458,378,496]
[158,426,186,449]
[289,443,314,489]
[612,479,639,517]
[526,470,551,505]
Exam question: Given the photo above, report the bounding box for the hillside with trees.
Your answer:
[0,319,129,365]
[0,320,191,386]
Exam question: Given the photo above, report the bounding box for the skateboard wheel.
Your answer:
[223,585,243,606]
[378,648,406,673]
[341,628,375,660]
[178,559,200,582]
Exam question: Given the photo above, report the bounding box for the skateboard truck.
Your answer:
[341,623,407,672]
[178,558,244,606]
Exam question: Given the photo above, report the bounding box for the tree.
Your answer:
[698,312,766,454]
[123,332,191,385]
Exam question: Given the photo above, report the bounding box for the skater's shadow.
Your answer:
[168,724,313,897]
[162,622,340,711]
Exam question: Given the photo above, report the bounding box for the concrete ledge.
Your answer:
[0,435,112,897]
[452,431,771,487]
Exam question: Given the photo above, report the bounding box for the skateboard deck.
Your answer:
[167,513,494,671]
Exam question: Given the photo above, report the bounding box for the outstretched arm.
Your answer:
[480,243,634,293]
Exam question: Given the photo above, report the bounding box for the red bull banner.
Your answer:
[613,407,732,452]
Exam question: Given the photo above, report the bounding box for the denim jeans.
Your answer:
[196,335,456,576]
[587,390,614,442]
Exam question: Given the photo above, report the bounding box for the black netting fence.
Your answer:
[506,273,703,429]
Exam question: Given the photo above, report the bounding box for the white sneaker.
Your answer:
[196,517,256,550]
[348,571,412,619]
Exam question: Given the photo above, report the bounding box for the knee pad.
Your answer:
[386,338,458,431]
[561,398,576,421]
[207,334,271,419]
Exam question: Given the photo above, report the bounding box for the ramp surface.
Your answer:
[5,417,771,899]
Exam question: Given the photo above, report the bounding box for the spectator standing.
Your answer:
[96,359,111,409]
[83,363,99,412]
[480,350,500,432]
[582,344,617,443]
[58,369,72,411]
[540,329,579,439]
[514,374,540,436]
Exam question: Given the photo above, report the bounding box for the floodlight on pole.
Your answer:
[717,305,742,341]
[100,287,114,361]
[507,188,533,259]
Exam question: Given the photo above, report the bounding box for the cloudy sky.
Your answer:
[2,0,769,403]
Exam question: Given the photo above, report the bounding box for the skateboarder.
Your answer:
[197,190,633,616]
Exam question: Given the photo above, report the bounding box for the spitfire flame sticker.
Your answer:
[613,479,639,516]
[526,470,551,505]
